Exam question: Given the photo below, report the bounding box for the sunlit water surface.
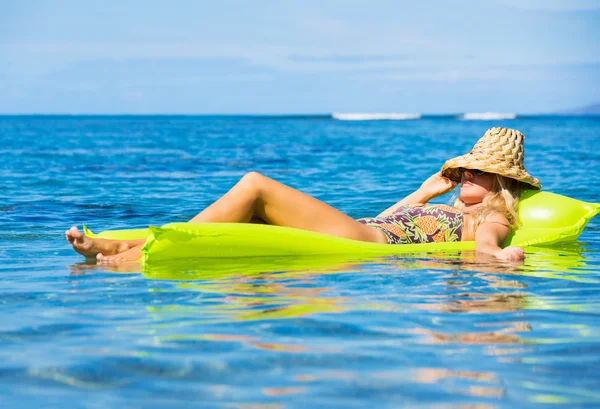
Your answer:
[1,116,599,408]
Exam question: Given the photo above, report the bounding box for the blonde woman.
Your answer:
[66,127,539,262]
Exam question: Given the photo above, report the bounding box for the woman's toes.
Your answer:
[66,226,83,244]
[97,253,115,263]
[70,226,83,240]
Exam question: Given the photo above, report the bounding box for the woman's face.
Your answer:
[459,169,496,205]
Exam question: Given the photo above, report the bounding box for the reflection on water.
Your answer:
[66,243,597,328]
[65,245,593,385]
[411,321,531,345]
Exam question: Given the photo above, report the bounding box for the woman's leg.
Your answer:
[190,172,387,243]
[65,226,145,258]
[74,172,386,261]
[187,172,384,241]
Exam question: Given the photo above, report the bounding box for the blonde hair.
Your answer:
[453,175,522,235]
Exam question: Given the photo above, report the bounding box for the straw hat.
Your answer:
[440,127,541,189]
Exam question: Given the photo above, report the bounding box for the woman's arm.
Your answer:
[474,214,525,261]
[378,172,457,217]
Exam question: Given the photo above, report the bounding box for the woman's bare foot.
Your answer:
[97,244,144,263]
[65,226,127,259]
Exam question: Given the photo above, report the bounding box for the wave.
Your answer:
[459,112,517,120]
[332,113,422,121]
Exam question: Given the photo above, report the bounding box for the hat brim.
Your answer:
[441,153,541,190]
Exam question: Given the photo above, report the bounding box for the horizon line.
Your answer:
[0,113,599,117]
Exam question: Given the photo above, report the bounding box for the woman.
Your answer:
[66,127,540,262]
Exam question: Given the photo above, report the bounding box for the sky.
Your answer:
[0,0,599,114]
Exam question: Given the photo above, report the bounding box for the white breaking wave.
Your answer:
[460,112,517,120]
[332,113,422,121]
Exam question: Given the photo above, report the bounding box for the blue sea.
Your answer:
[1,115,599,408]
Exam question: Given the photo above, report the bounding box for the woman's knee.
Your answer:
[239,171,266,193]
[241,171,263,184]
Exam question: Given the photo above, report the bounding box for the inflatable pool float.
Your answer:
[84,191,599,263]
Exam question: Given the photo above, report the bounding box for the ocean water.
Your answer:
[1,115,599,408]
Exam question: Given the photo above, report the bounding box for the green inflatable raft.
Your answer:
[84,191,599,263]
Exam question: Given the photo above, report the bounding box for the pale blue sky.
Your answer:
[1,0,598,114]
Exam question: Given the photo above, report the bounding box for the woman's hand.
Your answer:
[494,246,525,261]
[419,172,458,198]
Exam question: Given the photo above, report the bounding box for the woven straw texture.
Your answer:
[441,127,541,189]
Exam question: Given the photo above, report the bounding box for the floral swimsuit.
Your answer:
[358,204,464,244]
